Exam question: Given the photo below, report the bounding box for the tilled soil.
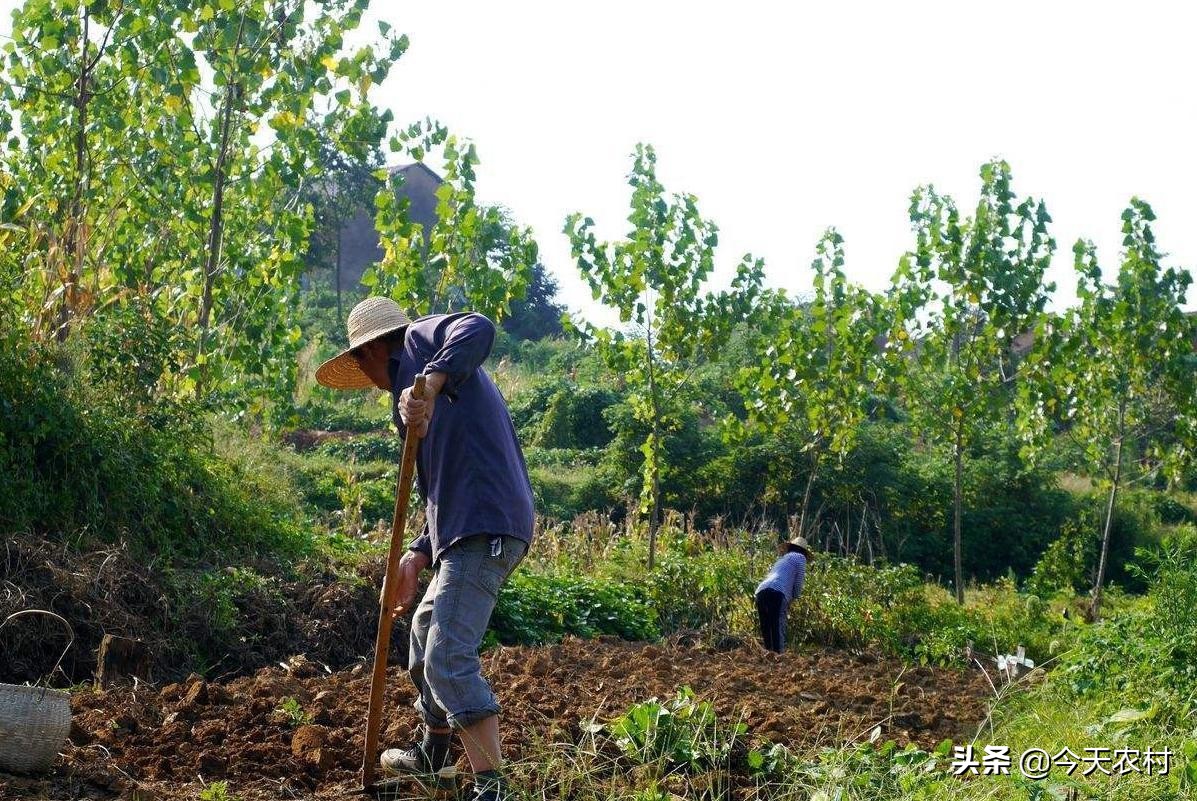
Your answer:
[1,637,992,800]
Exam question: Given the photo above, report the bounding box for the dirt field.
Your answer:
[1,637,993,800]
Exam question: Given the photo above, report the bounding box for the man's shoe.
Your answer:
[380,740,454,776]
[471,770,507,801]
[472,783,508,801]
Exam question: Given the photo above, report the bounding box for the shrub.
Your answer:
[287,399,389,434]
[646,547,757,633]
[784,556,1063,665]
[0,340,309,562]
[607,687,745,770]
[315,432,402,463]
[532,385,618,449]
[1062,527,1197,724]
[488,571,660,646]
[1025,508,1100,597]
[528,462,616,522]
[508,377,620,451]
[787,557,924,652]
[1151,494,1196,525]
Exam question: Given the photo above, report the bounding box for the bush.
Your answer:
[1151,493,1196,525]
[0,340,310,562]
[1025,508,1100,597]
[287,399,389,433]
[600,394,721,521]
[315,432,402,463]
[1062,527,1197,724]
[788,557,924,652]
[533,385,618,449]
[528,462,616,521]
[783,555,1063,665]
[874,425,1076,583]
[646,547,757,633]
[508,378,620,451]
[487,570,660,646]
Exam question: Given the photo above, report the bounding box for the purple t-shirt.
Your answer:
[388,312,535,562]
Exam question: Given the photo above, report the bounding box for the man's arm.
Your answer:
[422,313,496,400]
[398,313,496,435]
[386,541,431,617]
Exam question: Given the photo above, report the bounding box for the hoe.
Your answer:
[360,374,428,793]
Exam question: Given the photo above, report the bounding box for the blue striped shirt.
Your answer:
[755,552,807,603]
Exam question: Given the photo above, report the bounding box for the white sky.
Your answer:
[365,0,1197,317]
[4,0,1194,318]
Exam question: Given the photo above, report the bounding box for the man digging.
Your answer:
[316,297,535,801]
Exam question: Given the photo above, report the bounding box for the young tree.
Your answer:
[1019,200,1196,619]
[0,0,177,340]
[1,0,406,403]
[738,228,891,539]
[565,144,767,568]
[366,120,538,322]
[888,160,1055,602]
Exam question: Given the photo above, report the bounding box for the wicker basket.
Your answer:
[0,610,75,774]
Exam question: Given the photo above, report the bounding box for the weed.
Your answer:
[276,696,312,726]
[608,687,746,770]
[199,781,237,801]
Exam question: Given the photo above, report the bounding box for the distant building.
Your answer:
[336,162,443,292]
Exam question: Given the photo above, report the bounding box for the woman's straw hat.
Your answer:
[315,297,412,390]
[785,536,815,560]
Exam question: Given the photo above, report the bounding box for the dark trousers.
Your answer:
[755,588,787,653]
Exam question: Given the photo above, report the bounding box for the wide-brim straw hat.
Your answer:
[785,536,815,560]
[315,297,412,390]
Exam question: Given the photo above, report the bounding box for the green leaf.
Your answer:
[1105,707,1149,724]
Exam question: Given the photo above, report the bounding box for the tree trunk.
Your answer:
[58,5,91,341]
[953,420,965,604]
[95,634,152,687]
[196,15,247,392]
[644,323,662,570]
[797,448,820,539]
[1090,399,1126,621]
[335,225,344,325]
[863,511,875,564]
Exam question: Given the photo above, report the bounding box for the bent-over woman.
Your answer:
[754,536,814,653]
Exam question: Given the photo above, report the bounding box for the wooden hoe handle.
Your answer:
[361,373,426,790]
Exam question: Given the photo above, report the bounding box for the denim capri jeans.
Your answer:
[407,533,526,729]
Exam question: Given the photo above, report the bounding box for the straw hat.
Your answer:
[315,297,412,390]
[785,536,815,560]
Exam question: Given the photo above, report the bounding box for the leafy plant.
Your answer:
[565,144,768,566]
[1025,509,1099,597]
[1019,200,1196,618]
[199,781,237,801]
[1061,528,1197,725]
[608,687,745,769]
[488,571,660,646]
[888,160,1056,603]
[276,696,312,727]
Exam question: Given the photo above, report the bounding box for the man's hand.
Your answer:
[381,550,431,619]
[398,372,447,438]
